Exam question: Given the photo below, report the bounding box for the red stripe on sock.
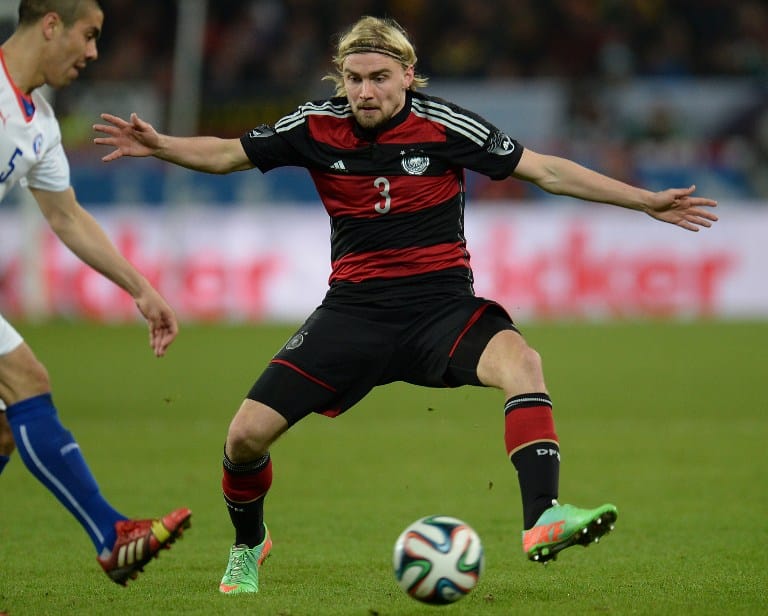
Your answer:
[222,459,273,503]
[504,406,558,457]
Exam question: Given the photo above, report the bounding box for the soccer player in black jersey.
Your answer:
[94,15,718,595]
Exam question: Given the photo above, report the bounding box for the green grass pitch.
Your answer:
[1,319,766,615]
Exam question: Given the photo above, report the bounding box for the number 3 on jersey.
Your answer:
[374,176,391,214]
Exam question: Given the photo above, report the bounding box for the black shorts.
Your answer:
[246,297,518,425]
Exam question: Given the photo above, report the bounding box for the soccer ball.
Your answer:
[392,515,484,605]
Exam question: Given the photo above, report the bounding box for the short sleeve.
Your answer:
[23,141,71,192]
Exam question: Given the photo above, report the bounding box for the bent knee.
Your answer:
[517,344,544,379]
[478,331,546,394]
[25,360,50,392]
[503,344,546,393]
[0,344,51,404]
[226,400,288,461]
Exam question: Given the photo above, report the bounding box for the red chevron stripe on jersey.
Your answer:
[312,170,461,218]
[330,242,469,284]
[307,108,448,148]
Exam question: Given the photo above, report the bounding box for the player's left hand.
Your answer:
[645,185,718,231]
[134,288,179,357]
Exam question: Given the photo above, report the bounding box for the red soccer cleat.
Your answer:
[97,507,192,585]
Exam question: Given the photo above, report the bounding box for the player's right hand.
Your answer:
[93,113,160,161]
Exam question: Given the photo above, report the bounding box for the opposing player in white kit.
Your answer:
[0,0,190,585]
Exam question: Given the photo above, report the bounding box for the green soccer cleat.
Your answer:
[219,525,272,594]
[522,501,617,563]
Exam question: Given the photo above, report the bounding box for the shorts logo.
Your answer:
[285,332,306,350]
[400,150,430,175]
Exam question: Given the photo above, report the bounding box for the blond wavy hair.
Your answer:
[324,16,429,97]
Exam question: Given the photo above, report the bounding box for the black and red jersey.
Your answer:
[240,90,523,308]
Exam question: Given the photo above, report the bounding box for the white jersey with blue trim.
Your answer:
[0,51,70,202]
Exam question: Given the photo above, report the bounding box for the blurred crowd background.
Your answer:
[3,0,768,204]
[87,0,768,92]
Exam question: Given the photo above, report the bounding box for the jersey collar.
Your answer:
[0,48,36,122]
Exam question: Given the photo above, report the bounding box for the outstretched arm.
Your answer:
[513,149,718,232]
[31,186,178,357]
[93,112,254,174]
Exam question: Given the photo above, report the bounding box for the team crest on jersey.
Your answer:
[285,331,306,350]
[487,131,515,156]
[33,133,44,158]
[248,124,274,139]
[400,150,430,175]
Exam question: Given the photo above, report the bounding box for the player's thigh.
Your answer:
[247,307,395,425]
[0,320,49,403]
[443,302,518,387]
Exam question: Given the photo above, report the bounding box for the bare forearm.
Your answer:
[154,134,252,174]
[511,148,718,231]
[94,113,253,174]
[514,151,654,211]
[42,197,149,297]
